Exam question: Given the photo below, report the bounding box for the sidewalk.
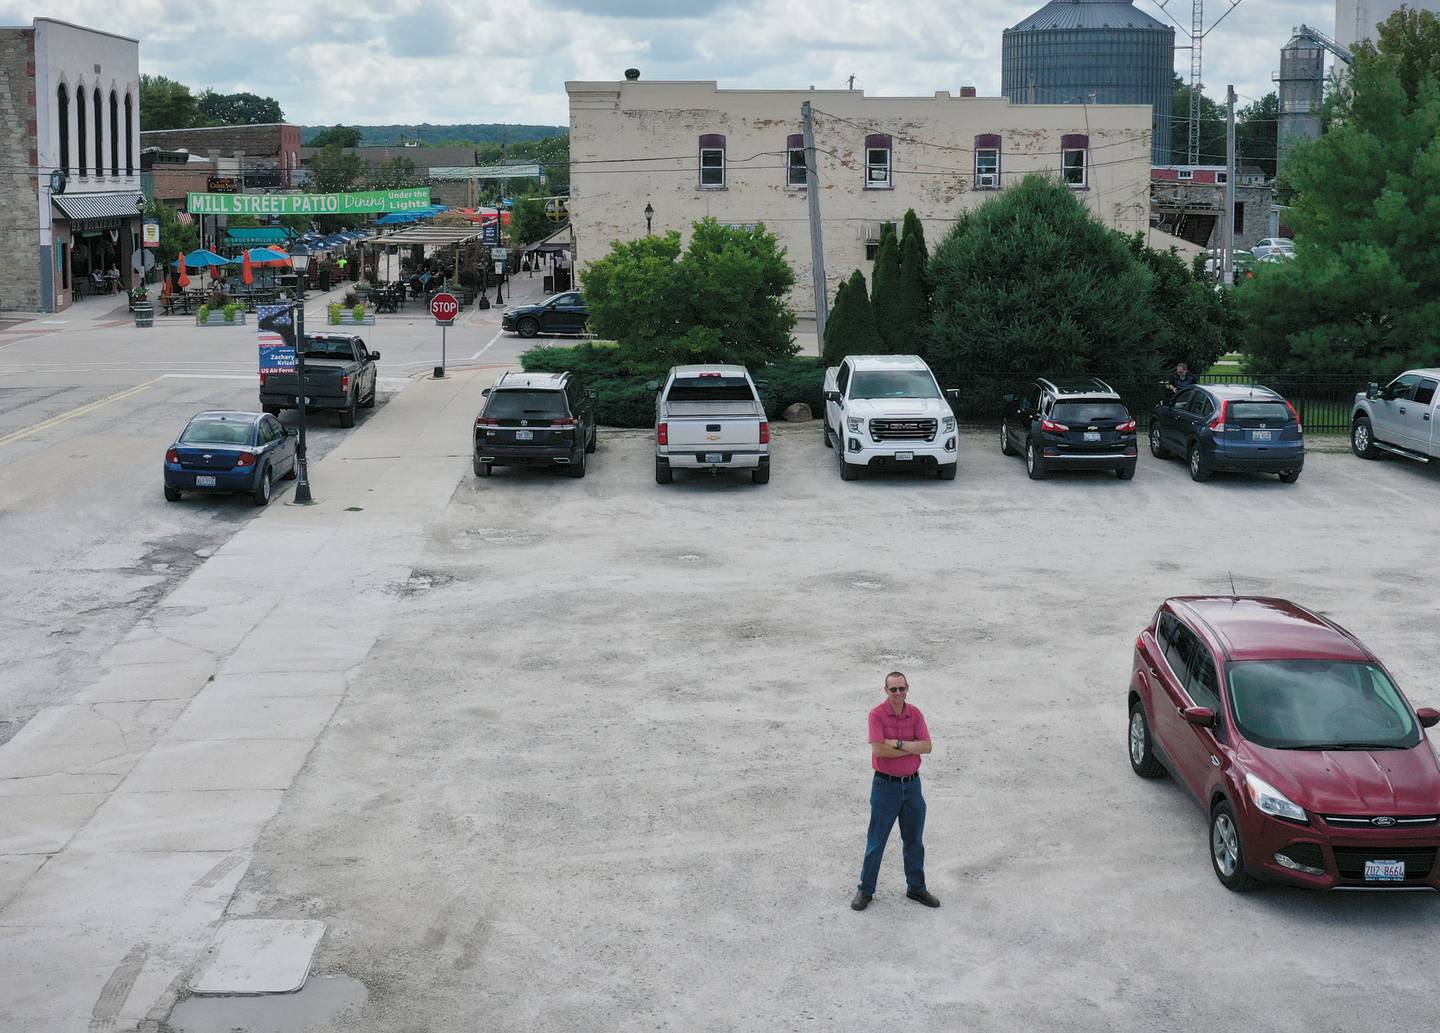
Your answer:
[0,365,496,1031]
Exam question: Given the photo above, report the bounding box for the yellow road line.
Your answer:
[0,377,163,448]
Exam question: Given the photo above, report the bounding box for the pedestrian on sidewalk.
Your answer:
[853,671,939,911]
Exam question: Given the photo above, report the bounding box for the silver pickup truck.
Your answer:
[653,365,770,485]
[1351,369,1440,464]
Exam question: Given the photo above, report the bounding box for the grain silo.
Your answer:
[1002,0,1175,164]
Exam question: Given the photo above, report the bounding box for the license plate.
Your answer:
[704,452,724,463]
[1365,859,1405,881]
[514,430,533,440]
[195,475,217,487]
[1251,430,1272,441]
[895,451,914,461]
[1084,431,1101,442]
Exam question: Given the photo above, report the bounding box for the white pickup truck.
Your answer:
[824,354,959,480]
[1352,368,1440,464]
[653,365,771,485]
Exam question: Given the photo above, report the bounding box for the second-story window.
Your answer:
[1061,133,1088,188]
[787,133,806,188]
[974,134,1001,189]
[699,133,725,188]
[865,133,891,189]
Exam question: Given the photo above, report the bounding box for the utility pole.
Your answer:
[1223,84,1236,287]
[801,101,828,346]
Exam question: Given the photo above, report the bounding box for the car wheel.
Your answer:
[361,388,376,409]
[839,450,859,480]
[1148,421,1167,459]
[1351,416,1380,459]
[163,485,182,502]
[1210,801,1260,892]
[568,449,586,479]
[252,467,272,507]
[1278,469,1300,483]
[752,465,770,485]
[339,396,356,428]
[655,459,673,485]
[1128,703,1166,779]
[518,318,539,339]
[282,458,297,480]
[1026,440,1046,480]
[474,459,492,477]
[1116,463,1136,480]
[1188,442,1213,482]
[823,420,833,448]
[585,425,597,454]
[263,405,282,417]
[937,462,957,481]
[1000,420,1017,456]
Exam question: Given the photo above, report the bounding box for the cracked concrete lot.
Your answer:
[228,425,1440,1032]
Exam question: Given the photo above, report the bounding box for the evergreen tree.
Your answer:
[822,269,885,366]
[822,275,849,361]
[901,209,928,266]
[896,209,931,353]
[869,224,904,348]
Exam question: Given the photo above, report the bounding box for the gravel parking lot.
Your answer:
[229,426,1440,1033]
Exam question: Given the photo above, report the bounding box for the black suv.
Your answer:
[474,371,597,479]
[501,291,588,338]
[1000,377,1138,480]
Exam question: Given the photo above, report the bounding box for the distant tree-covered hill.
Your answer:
[302,124,566,147]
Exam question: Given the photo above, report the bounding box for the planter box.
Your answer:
[195,312,249,327]
[326,313,376,327]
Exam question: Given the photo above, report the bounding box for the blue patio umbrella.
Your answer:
[171,248,233,269]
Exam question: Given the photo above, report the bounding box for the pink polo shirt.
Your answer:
[869,701,930,777]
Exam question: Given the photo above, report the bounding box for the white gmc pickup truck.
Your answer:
[653,365,771,484]
[824,354,959,480]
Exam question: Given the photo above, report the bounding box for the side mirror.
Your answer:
[824,390,841,402]
[645,380,660,392]
[369,351,381,360]
[285,427,299,438]
[1416,707,1440,729]
[586,390,597,400]
[945,388,960,400]
[1002,392,1018,404]
[754,379,770,389]
[481,387,492,397]
[1366,382,1379,400]
[1180,706,1217,728]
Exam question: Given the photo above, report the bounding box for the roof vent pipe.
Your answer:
[624,68,640,81]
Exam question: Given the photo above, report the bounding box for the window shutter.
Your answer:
[1061,133,1089,150]
[975,133,1001,149]
[699,133,726,149]
[787,133,803,149]
[864,133,892,150]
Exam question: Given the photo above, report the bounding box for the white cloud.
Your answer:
[3,0,1343,125]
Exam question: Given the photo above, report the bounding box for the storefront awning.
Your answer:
[51,192,145,222]
[225,227,291,246]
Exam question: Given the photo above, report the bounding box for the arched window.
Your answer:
[57,84,70,174]
[109,91,119,175]
[93,89,103,177]
[76,86,87,175]
[124,93,134,175]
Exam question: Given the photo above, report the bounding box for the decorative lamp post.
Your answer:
[494,252,505,306]
[644,202,654,235]
[290,242,315,504]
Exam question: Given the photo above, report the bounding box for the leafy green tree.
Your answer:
[139,75,198,130]
[1126,234,1240,369]
[1236,92,1279,179]
[1171,75,1227,165]
[581,218,797,369]
[1236,14,1440,373]
[1356,7,1440,108]
[869,224,904,348]
[370,156,418,189]
[145,198,198,274]
[822,270,885,366]
[925,175,1164,387]
[196,90,284,126]
[510,194,550,245]
[307,144,365,193]
[307,125,363,148]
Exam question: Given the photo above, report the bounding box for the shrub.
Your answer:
[822,269,884,366]
[328,303,342,325]
[755,356,825,420]
[352,304,366,322]
[197,304,211,324]
[223,302,241,323]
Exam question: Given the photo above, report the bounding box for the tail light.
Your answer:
[340,374,351,394]
[759,422,771,444]
[1116,419,1137,433]
[1284,400,1302,431]
[657,422,668,446]
[552,417,577,428]
[1207,400,1231,432]
[476,416,498,427]
[165,449,179,464]
[1040,419,1068,433]
[236,452,257,467]
[258,372,268,388]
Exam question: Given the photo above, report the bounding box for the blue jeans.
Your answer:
[858,774,926,895]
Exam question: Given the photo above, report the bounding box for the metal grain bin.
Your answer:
[1003,0,1175,165]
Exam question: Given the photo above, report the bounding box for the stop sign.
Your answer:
[430,292,460,324]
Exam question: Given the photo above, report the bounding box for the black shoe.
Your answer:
[906,888,941,908]
[851,892,872,911]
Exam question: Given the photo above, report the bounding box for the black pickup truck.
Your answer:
[259,333,380,428]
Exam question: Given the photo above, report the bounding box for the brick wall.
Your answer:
[0,29,42,310]
[141,124,291,158]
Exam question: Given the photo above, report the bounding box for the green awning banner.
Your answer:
[187,188,432,216]
[225,228,291,246]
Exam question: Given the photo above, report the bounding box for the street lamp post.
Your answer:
[290,242,314,504]
[494,253,505,306]
[644,202,654,235]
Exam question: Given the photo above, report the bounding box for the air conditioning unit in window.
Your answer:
[976,173,998,188]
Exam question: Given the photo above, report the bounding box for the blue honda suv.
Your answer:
[1150,384,1304,483]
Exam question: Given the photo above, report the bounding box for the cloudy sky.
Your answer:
[11,0,1336,125]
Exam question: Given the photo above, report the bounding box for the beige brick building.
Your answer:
[566,79,1153,316]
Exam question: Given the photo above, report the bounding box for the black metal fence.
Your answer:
[950,371,1371,435]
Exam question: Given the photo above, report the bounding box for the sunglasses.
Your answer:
[886,685,909,694]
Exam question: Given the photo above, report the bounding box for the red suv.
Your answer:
[1128,597,1440,891]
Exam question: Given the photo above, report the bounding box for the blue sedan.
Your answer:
[164,411,298,506]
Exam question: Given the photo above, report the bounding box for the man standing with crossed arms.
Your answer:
[853,671,940,911]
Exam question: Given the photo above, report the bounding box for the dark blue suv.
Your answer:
[1150,384,1304,483]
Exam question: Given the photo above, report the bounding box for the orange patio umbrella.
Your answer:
[177,253,190,288]
[242,249,254,285]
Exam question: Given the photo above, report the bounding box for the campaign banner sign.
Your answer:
[187,187,431,216]
[257,304,297,374]
[142,217,160,247]
[481,220,500,245]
